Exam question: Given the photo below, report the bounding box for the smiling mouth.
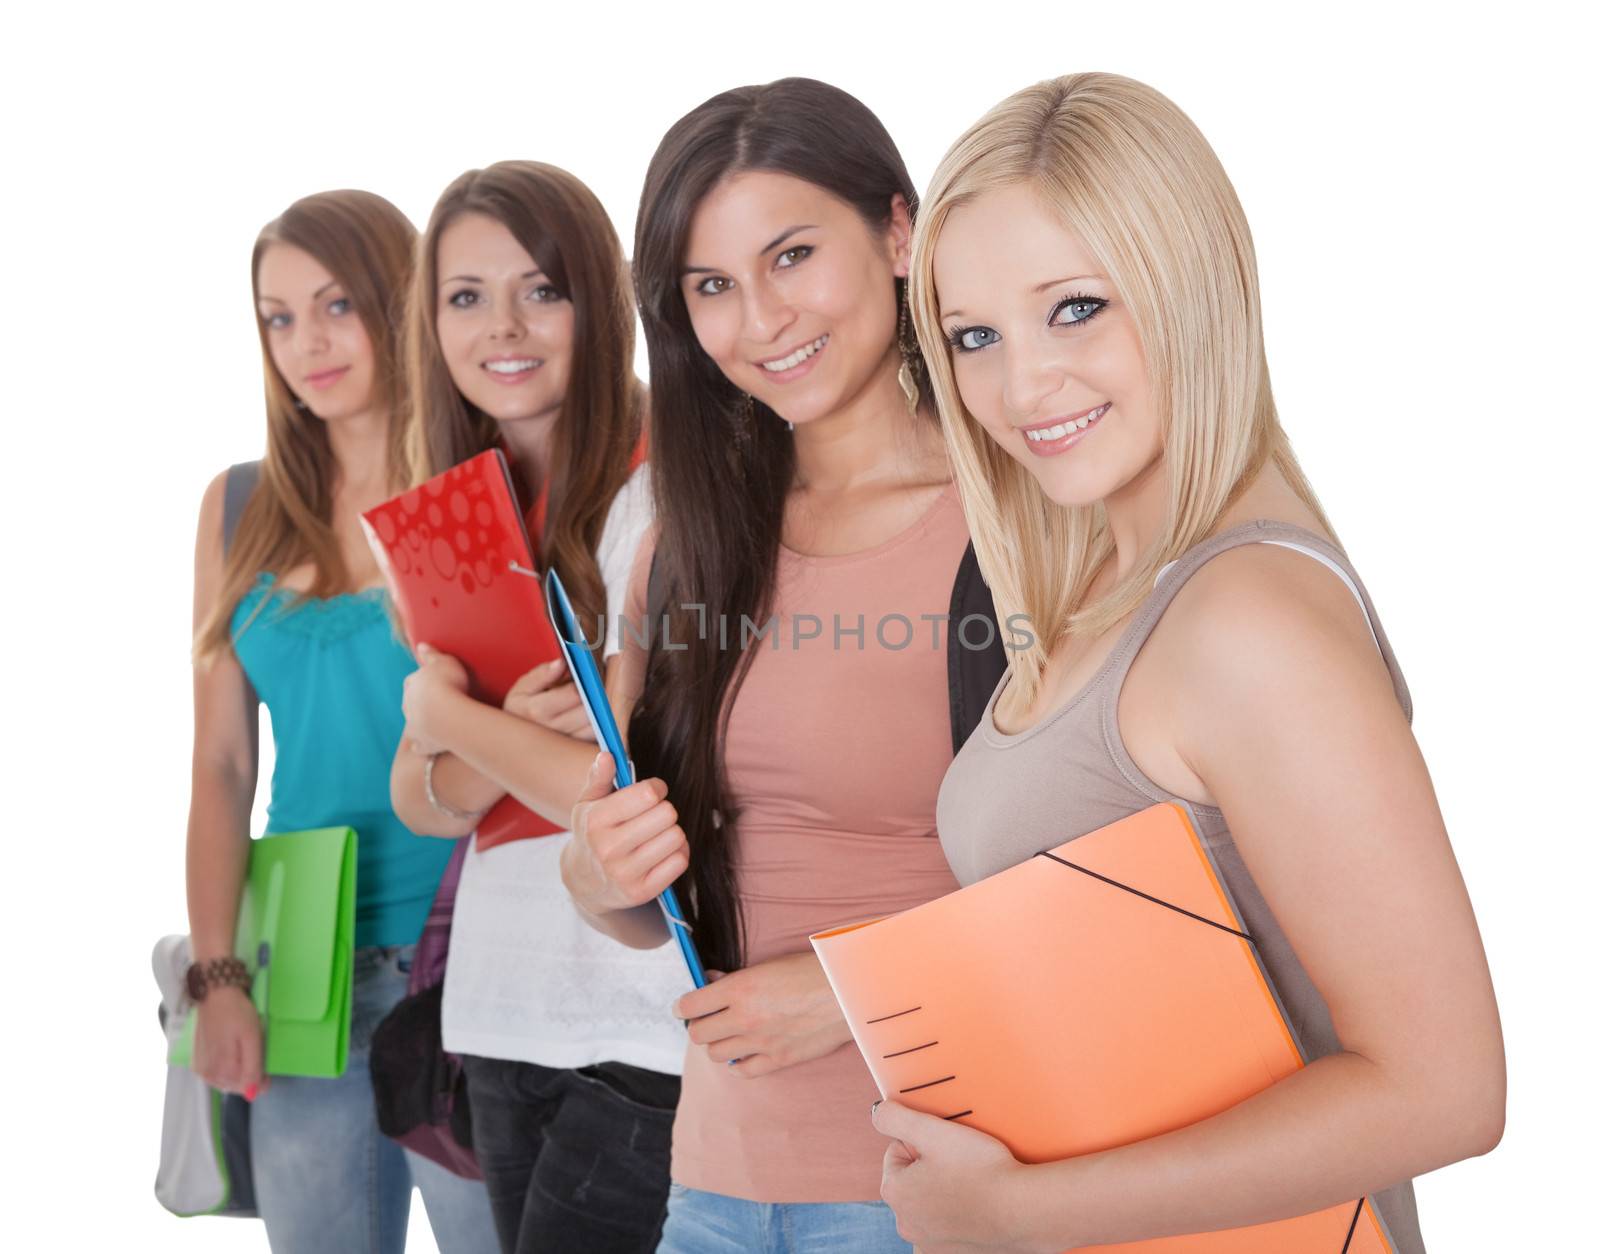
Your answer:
[483,358,543,375]
[759,334,828,373]
[304,366,349,389]
[1022,403,1110,442]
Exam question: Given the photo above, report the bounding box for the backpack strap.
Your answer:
[222,460,262,558]
[947,541,1008,753]
[645,546,668,629]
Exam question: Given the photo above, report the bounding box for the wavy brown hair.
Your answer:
[627,79,924,972]
[403,161,644,642]
[195,189,416,663]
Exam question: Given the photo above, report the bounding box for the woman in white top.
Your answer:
[388,160,688,1254]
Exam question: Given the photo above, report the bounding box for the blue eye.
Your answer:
[447,289,479,309]
[947,325,1000,353]
[775,245,812,268]
[694,275,732,296]
[264,311,291,331]
[1050,296,1107,327]
[328,297,352,316]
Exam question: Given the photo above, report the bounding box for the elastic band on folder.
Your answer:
[1339,1197,1366,1254]
[1033,850,1254,944]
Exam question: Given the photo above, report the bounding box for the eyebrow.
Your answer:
[440,269,546,285]
[682,224,819,276]
[258,278,342,307]
[941,274,1107,321]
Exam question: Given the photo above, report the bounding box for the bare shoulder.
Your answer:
[1157,540,1393,710]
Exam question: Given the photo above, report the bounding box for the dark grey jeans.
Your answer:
[460,1054,679,1254]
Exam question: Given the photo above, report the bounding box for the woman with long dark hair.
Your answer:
[186,190,497,1252]
[388,161,685,1254]
[560,79,1006,1253]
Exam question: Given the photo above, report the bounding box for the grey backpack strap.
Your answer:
[222,460,262,558]
[947,541,1009,753]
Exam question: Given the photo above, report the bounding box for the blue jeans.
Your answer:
[251,945,499,1254]
[655,1184,910,1254]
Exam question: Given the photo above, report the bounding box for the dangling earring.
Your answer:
[896,284,920,414]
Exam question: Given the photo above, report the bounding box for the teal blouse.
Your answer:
[231,575,452,948]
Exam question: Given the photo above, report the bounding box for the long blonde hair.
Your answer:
[910,72,1330,706]
[195,190,416,663]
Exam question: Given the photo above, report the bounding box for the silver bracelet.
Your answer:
[424,751,488,823]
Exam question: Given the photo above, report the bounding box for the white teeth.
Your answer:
[760,334,829,373]
[486,358,539,374]
[1023,404,1108,441]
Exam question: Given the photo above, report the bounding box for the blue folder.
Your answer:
[544,568,708,988]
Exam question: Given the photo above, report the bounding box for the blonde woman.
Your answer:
[869,74,1504,1252]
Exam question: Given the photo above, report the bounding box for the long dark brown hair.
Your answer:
[628,79,925,971]
[404,161,643,641]
[196,189,415,662]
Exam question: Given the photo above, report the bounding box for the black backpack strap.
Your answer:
[947,541,1009,753]
[222,460,263,558]
[645,547,667,628]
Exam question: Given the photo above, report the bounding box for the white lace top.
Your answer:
[441,465,690,1074]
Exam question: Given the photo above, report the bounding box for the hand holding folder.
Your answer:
[812,804,1394,1252]
[361,449,563,849]
[544,567,707,988]
[171,826,357,1079]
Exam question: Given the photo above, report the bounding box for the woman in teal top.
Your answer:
[232,575,449,947]
[185,190,496,1254]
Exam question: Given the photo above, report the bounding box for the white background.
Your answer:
[5,1,1594,1249]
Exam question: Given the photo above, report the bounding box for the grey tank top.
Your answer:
[936,519,1424,1252]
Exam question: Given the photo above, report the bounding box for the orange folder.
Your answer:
[811,803,1394,1252]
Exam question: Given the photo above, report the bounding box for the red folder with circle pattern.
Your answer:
[361,449,562,848]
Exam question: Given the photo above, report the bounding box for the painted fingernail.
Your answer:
[244,1083,258,1102]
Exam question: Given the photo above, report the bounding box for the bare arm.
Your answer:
[185,472,265,1094]
[391,637,626,839]
[391,738,501,839]
[879,549,1505,1251]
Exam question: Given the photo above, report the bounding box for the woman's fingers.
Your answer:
[611,825,688,882]
[590,789,676,859]
[708,1035,761,1065]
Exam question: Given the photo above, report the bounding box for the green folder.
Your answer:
[170,826,357,1078]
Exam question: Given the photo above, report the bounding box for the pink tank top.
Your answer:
[621,484,972,1201]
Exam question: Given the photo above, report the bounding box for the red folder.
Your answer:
[812,804,1394,1252]
[362,449,561,848]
